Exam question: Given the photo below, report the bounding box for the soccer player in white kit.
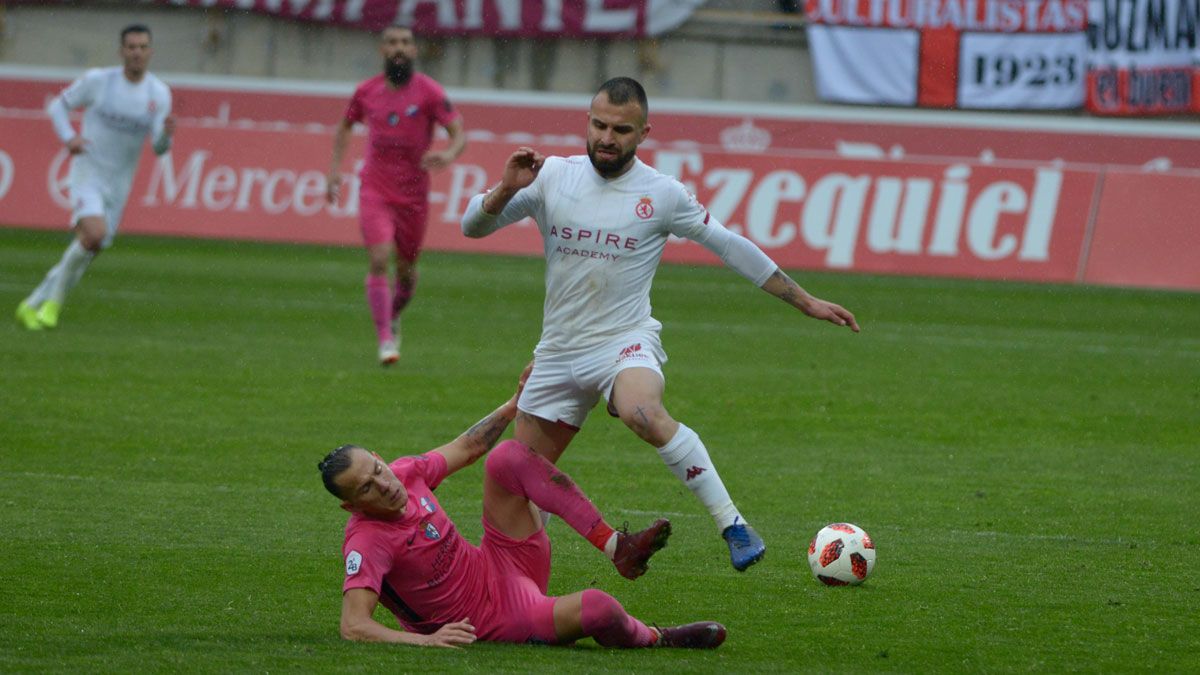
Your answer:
[461,77,859,571]
[15,25,174,330]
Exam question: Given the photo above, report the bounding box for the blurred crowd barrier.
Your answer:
[2,68,1197,291]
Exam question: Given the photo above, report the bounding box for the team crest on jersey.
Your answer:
[147,100,157,113]
[420,496,436,514]
[635,196,654,220]
[387,111,400,126]
[423,521,441,540]
[345,550,362,575]
[405,104,419,117]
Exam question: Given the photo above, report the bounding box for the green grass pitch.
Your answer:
[1,226,1197,672]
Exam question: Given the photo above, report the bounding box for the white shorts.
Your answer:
[69,180,126,248]
[518,331,668,430]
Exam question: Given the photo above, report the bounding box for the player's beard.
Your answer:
[384,58,413,86]
[587,141,637,178]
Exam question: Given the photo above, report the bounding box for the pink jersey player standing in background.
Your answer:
[326,24,466,366]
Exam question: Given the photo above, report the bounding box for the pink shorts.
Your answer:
[475,518,559,644]
[358,189,429,261]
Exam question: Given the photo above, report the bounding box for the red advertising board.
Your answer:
[1,70,1197,290]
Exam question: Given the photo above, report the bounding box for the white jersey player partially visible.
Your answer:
[462,77,860,572]
[16,24,174,331]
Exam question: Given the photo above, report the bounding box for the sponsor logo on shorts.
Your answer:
[617,342,650,364]
[635,196,654,220]
[346,550,362,575]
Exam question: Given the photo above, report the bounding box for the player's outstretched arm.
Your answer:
[341,588,476,647]
[761,269,860,332]
[432,363,533,474]
[461,147,544,238]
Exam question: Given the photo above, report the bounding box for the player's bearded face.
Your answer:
[586,94,649,179]
[381,28,417,85]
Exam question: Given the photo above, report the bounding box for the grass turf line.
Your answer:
[1,227,1197,672]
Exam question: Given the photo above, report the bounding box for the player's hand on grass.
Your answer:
[803,298,860,333]
[422,619,476,648]
[501,147,544,190]
[65,136,89,155]
[325,173,342,205]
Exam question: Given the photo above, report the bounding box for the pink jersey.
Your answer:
[344,73,459,204]
[341,452,489,635]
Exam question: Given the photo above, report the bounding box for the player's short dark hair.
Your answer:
[381,23,415,39]
[596,77,648,119]
[318,444,359,499]
[120,24,152,45]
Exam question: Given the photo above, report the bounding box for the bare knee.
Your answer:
[618,402,676,446]
[76,219,105,253]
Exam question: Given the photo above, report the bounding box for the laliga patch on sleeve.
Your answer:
[345,550,362,576]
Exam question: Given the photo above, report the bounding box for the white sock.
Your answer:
[47,240,95,305]
[657,424,743,532]
[26,257,68,307]
[603,532,619,561]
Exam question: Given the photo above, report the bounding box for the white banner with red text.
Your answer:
[1,69,1198,290]
[1085,0,1200,115]
[805,0,1090,109]
[132,0,706,38]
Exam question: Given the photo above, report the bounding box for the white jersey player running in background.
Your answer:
[15,24,174,330]
[462,77,859,571]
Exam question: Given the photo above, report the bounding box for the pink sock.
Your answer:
[580,589,657,648]
[365,274,393,342]
[392,271,417,318]
[485,440,615,551]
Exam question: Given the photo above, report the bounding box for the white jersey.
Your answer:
[53,67,172,196]
[463,156,777,356]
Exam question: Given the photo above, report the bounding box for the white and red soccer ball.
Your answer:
[808,523,875,586]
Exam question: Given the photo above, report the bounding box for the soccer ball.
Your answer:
[808,523,875,586]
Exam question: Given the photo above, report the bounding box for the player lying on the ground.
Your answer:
[317,367,726,648]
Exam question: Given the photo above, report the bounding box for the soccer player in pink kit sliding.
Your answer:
[326,25,465,365]
[318,367,726,649]
[462,78,859,572]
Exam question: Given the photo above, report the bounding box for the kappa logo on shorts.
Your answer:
[635,196,654,220]
[345,550,363,575]
[420,496,436,514]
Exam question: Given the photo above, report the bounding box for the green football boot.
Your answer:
[15,301,43,330]
[36,301,62,329]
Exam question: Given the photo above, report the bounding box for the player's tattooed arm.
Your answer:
[463,406,517,454]
[761,268,861,332]
[434,402,518,475]
[433,362,533,475]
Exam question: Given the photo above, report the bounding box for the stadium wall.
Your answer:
[1,67,1197,292]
